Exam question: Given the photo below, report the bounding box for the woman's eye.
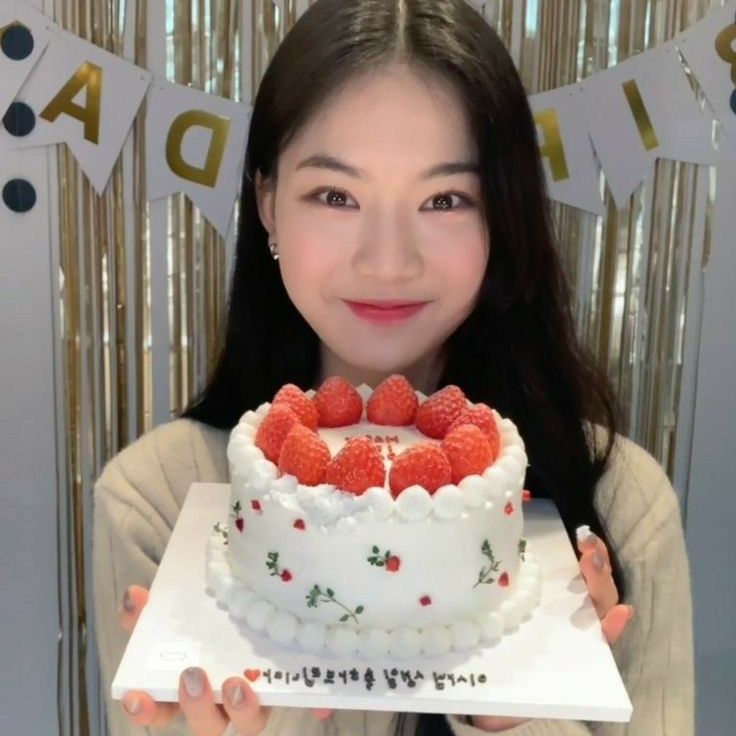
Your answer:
[313,188,357,209]
[423,192,473,211]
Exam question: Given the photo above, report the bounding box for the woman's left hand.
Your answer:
[469,529,634,732]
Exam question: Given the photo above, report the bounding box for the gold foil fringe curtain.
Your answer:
[51,1,717,735]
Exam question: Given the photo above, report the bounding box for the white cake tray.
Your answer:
[111,483,632,722]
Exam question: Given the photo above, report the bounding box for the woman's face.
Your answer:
[256,62,489,378]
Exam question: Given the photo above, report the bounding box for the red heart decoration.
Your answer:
[244,668,261,682]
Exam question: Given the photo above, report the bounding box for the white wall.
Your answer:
[0,144,60,733]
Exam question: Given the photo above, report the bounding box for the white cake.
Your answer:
[205,378,541,658]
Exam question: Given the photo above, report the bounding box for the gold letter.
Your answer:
[533,108,570,182]
[622,79,659,151]
[165,110,231,188]
[714,22,736,84]
[40,61,102,144]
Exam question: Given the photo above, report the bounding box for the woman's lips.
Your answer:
[344,300,429,325]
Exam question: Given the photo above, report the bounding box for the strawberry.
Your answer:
[447,403,500,459]
[415,385,466,439]
[281,569,293,582]
[498,572,509,587]
[326,437,386,495]
[278,424,331,486]
[366,374,418,426]
[255,404,301,463]
[386,555,401,573]
[272,384,319,430]
[388,443,452,496]
[313,376,363,427]
[441,424,494,484]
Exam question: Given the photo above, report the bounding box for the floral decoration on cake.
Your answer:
[305,584,365,624]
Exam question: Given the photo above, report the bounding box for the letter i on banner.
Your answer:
[147,80,252,237]
[528,84,604,215]
[11,28,151,193]
[677,1,736,152]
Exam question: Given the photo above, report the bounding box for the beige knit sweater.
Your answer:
[93,418,693,736]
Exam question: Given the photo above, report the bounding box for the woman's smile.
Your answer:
[342,299,430,325]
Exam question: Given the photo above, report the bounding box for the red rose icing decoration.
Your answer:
[251,500,262,514]
[386,555,401,573]
[293,519,306,530]
[498,572,509,587]
[504,502,514,516]
[420,595,432,607]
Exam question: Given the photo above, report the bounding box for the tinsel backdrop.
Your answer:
[41,0,722,734]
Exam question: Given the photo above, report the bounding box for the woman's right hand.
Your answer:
[117,585,334,734]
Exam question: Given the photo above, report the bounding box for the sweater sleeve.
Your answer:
[444,438,694,736]
[92,419,228,736]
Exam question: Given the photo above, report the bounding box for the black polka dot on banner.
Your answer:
[1,24,35,61]
[2,179,37,213]
[2,102,36,137]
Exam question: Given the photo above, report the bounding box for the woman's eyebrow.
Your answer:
[295,153,480,180]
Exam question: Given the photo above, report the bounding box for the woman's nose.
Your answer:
[351,221,424,282]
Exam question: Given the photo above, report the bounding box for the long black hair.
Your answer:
[183,2,622,730]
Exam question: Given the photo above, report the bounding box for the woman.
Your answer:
[94,1,693,734]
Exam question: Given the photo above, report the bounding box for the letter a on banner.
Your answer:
[12,28,151,193]
[147,80,251,237]
[40,61,102,144]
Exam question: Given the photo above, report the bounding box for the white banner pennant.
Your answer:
[146,79,252,237]
[0,0,54,119]
[10,26,151,193]
[529,84,604,215]
[581,41,719,207]
[676,1,736,151]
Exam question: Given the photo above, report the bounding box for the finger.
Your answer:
[601,604,634,646]
[179,667,228,736]
[579,549,618,618]
[575,526,611,565]
[222,678,271,736]
[311,709,334,721]
[118,585,150,633]
[122,690,179,727]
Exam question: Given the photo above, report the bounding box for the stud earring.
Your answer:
[268,241,279,260]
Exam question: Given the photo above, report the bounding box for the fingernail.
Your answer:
[627,605,635,621]
[183,667,204,699]
[123,696,141,715]
[592,552,605,570]
[575,525,594,545]
[122,589,135,613]
[226,682,245,709]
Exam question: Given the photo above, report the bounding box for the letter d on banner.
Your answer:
[147,80,252,236]
[165,110,231,188]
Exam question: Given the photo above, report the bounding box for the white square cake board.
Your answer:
[112,483,632,722]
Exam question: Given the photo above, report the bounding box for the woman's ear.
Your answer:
[254,170,277,239]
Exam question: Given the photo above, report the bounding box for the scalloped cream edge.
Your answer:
[205,532,542,659]
[227,385,529,527]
